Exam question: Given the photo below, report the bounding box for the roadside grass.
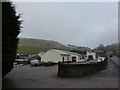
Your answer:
[114,51,120,57]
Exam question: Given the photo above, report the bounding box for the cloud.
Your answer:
[14,2,118,48]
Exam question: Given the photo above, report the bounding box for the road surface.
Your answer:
[2,58,118,88]
[110,56,120,66]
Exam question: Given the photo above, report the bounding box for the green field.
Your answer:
[17,45,71,55]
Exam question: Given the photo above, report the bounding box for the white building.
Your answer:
[41,49,86,63]
[86,52,96,61]
[38,51,46,57]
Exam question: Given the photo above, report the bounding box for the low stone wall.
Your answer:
[58,57,108,77]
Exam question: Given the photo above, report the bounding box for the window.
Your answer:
[82,57,84,59]
[80,57,81,60]
[67,57,69,60]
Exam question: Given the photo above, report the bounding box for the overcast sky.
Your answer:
[13,2,118,48]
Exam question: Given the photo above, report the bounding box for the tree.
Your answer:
[2,2,22,77]
[97,44,104,50]
[70,50,86,54]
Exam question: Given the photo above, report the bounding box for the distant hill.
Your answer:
[19,38,67,48]
[67,44,91,51]
[17,38,92,54]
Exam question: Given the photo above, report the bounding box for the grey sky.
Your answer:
[13,2,118,48]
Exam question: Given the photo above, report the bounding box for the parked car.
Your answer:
[88,58,102,63]
[110,55,113,57]
[30,59,42,66]
[13,62,18,66]
[44,61,55,67]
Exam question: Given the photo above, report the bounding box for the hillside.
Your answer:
[18,45,73,54]
[17,38,92,54]
[19,38,66,48]
[17,38,70,54]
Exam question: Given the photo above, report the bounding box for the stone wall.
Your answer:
[58,57,108,77]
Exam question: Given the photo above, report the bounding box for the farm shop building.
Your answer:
[41,49,86,63]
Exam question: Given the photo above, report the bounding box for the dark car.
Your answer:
[110,55,113,57]
[44,61,55,67]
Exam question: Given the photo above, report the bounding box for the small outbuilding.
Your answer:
[86,52,96,61]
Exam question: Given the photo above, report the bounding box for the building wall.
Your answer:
[70,55,78,62]
[61,55,71,62]
[41,50,61,63]
[70,55,86,62]
[41,49,88,63]
[38,51,45,57]
[41,50,72,63]
[77,56,87,62]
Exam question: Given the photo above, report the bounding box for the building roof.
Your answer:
[50,49,81,56]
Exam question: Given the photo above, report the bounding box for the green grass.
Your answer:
[17,45,72,55]
[114,51,120,57]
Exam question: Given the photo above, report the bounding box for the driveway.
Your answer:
[2,59,118,88]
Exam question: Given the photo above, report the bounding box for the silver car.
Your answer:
[30,59,41,66]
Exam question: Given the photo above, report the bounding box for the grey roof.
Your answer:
[50,49,81,55]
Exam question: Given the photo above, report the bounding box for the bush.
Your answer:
[70,50,86,54]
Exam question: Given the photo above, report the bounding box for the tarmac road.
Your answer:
[111,56,120,66]
[2,59,118,88]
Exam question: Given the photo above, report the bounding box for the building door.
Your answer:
[72,57,76,62]
[62,57,64,62]
[87,55,93,61]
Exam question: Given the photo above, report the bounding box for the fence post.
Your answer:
[58,61,60,77]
